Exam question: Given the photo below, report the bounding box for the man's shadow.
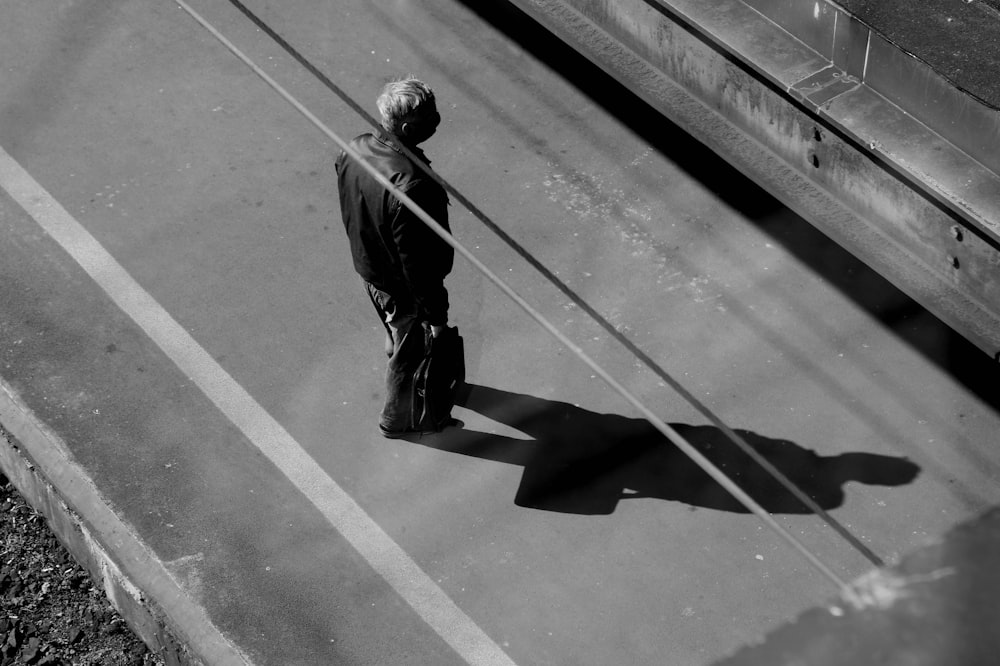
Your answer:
[410,384,920,515]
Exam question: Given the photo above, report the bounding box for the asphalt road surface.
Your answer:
[1,1,998,664]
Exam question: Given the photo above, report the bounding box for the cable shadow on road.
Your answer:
[409,384,920,516]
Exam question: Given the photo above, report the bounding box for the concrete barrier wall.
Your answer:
[0,382,247,665]
[507,0,1000,359]
[744,0,1000,175]
[0,425,196,665]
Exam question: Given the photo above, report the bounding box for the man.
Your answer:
[336,77,461,438]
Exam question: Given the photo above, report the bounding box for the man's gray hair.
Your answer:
[376,78,435,133]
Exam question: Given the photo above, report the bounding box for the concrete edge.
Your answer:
[508,0,1000,358]
[659,0,1000,241]
[743,0,1000,170]
[0,379,251,666]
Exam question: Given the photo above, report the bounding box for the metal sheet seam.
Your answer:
[862,29,871,80]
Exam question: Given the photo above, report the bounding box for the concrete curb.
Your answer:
[0,380,250,666]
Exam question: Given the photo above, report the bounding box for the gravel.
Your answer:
[0,473,164,666]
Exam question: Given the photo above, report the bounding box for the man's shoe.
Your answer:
[379,426,413,440]
[433,418,464,433]
[379,418,464,439]
[384,331,394,358]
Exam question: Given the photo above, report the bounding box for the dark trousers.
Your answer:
[365,282,423,433]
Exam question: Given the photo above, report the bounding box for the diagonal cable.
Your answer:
[174,0,876,597]
[218,0,885,567]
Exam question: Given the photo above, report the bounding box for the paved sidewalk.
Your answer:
[2,1,999,664]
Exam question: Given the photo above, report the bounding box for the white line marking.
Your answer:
[0,146,516,666]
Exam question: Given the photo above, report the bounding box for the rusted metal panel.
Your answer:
[506,0,1000,358]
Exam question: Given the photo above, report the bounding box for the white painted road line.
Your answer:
[0,145,517,666]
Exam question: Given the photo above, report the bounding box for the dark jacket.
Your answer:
[336,132,453,325]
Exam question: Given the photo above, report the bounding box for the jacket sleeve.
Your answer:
[390,179,454,325]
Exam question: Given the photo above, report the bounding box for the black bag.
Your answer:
[411,325,465,431]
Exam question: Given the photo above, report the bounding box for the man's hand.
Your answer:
[430,324,445,338]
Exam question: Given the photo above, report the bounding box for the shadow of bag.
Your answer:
[411,325,465,431]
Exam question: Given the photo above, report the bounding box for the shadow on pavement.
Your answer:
[453,0,1000,414]
[409,384,920,516]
